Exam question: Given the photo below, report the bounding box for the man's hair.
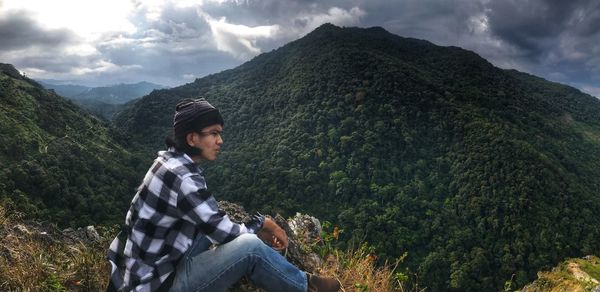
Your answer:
[165,98,223,156]
[165,134,202,156]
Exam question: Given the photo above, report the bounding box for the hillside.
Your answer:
[0,63,144,227]
[114,24,600,291]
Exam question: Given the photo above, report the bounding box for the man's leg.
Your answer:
[170,233,307,292]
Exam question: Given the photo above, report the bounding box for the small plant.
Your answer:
[314,220,344,259]
[314,221,418,291]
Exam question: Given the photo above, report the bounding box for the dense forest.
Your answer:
[0,63,145,227]
[114,24,600,291]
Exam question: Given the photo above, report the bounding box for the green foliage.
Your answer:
[0,64,144,227]
[314,220,344,260]
[44,273,67,292]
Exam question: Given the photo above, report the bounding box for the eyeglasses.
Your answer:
[198,130,223,138]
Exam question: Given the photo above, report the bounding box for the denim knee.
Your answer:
[235,233,269,254]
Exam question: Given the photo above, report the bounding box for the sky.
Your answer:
[0,0,599,97]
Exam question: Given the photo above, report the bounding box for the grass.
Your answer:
[318,244,414,292]
[0,202,417,291]
[314,222,421,292]
[0,203,113,291]
[518,256,600,292]
[577,256,600,280]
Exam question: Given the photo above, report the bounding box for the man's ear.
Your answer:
[186,132,196,147]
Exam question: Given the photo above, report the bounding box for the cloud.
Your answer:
[1,0,598,93]
[204,14,279,59]
[580,85,600,98]
[292,6,366,33]
[0,10,77,51]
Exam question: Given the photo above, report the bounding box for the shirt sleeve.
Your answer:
[176,176,263,244]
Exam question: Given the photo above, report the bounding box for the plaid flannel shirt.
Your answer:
[107,150,263,291]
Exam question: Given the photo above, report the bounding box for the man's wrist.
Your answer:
[247,213,265,233]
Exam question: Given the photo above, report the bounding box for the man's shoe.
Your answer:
[307,273,341,292]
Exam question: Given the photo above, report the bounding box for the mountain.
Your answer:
[0,63,144,227]
[114,24,600,291]
[37,81,91,98]
[39,81,166,120]
[40,81,166,104]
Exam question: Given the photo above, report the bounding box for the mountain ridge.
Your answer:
[39,80,166,104]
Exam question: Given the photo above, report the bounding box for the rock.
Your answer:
[219,201,253,223]
[85,226,100,242]
[288,213,322,246]
[62,225,100,244]
[274,213,322,273]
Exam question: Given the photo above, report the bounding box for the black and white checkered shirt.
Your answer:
[107,150,263,291]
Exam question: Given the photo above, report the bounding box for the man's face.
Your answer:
[188,124,223,161]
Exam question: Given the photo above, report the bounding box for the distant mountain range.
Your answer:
[38,81,167,120]
[39,80,167,104]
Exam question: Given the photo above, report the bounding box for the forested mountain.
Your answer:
[0,63,145,227]
[121,24,598,290]
[37,81,91,98]
[39,81,166,120]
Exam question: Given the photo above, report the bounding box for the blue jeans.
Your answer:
[170,233,308,292]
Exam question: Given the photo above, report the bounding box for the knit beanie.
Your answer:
[173,98,224,138]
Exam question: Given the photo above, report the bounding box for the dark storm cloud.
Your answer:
[359,0,484,45]
[0,10,77,51]
[486,0,588,59]
[479,0,600,95]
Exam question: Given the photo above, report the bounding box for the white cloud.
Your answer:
[204,14,279,59]
[182,73,197,79]
[294,6,366,34]
[71,60,142,75]
[3,0,136,39]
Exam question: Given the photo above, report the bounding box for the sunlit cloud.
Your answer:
[204,14,279,59]
[3,0,136,39]
[293,7,366,34]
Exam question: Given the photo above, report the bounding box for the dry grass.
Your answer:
[0,204,112,291]
[318,246,400,291]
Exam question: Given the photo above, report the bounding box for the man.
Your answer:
[108,98,340,291]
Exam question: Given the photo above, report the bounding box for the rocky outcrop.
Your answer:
[521,255,600,292]
[4,218,100,245]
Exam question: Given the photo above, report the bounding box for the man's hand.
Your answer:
[257,217,288,251]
